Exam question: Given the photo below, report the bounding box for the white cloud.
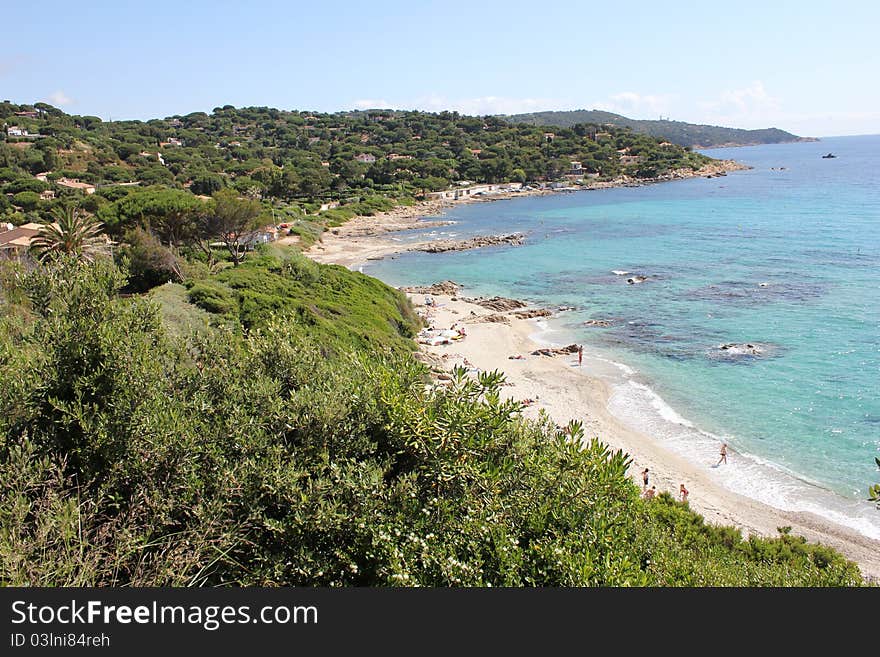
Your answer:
[697,81,781,126]
[350,95,563,116]
[47,90,73,106]
[592,91,676,118]
[353,98,392,109]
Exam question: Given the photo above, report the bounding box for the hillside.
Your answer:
[502,109,813,148]
[1,101,715,233]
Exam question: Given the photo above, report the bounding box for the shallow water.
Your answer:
[365,136,880,539]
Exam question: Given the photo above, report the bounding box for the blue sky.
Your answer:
[3,0,878,136]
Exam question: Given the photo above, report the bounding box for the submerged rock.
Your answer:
[583,319,614,327]
[711,342,780,361]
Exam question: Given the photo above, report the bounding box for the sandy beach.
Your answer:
[302,163,880,582]
[404,291,880,581]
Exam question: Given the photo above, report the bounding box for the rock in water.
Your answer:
[415,233,525,253]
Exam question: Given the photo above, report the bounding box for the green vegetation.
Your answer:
[503,109,807,148]
[1,101,713,234]
[0,256,864,586]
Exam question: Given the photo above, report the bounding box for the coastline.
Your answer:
[300,157,880,581]
[306,159,748,269]
[406,291,880,581]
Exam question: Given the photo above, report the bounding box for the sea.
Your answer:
[364,135,880,540]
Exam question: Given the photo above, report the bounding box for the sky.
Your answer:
[3,0,879,137]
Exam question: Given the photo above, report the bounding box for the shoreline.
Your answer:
[306,159,748,269]
[301,158,880,581]
[407,290,880,581]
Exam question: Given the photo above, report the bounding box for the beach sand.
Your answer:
[407,292,880,581]
[301,161,880,582]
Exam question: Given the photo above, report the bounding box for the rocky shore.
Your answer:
[404,285,880,581]
[414,233,525,254]
[305,158,750,269]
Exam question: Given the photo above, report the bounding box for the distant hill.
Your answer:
[501,109,814,148]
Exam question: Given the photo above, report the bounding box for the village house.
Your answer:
[39,190,55,200]
[425,182,523,201]
[387,153,413,161]
[246,225,279,247]
[0,222,44,260]
[354,153,376,164]
[56,178,96,194]
[6,125,26,137]
[15,110,40,119]
[35,171,51,182]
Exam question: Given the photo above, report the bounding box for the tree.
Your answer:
[190,173,224,196]
[201,189,263,266]
[12,191,41,211]
[117,226,183,291]
[30,206,111,263]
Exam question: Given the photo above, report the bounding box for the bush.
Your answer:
[117,227,183,292]
[187,280,236,314]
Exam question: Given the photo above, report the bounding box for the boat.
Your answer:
[822,153,837,158]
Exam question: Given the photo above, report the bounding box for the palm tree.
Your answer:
[30,206,111,263]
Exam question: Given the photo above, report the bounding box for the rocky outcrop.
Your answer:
[471,313,510,324]
[401,280,461,296]
[627,275,649,285]
[512,308,552,319]
[530,344,580,357]
[415,233,525,254]
[466,296,528,312]
[583,319,613,327]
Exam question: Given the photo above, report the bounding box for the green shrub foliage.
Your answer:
[0,259,865,586]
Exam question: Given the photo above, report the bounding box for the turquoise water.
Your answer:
[365,136,880,539]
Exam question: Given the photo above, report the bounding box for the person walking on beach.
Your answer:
[641,467,649,490]
[717,443,728,466]
[578,344,583,367]
[679,483,689,503]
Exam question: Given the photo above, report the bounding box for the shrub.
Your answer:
[187,280,236,314]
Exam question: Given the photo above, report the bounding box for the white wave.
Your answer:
[605,378,880,541]
[612,270,631,276]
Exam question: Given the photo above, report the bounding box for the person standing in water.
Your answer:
[717,443,728,466]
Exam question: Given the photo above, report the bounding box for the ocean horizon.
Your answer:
[365,135,880,540]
